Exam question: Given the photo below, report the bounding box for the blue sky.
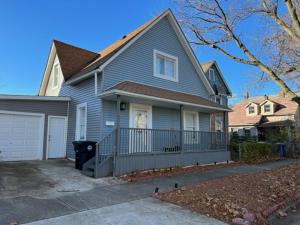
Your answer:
[0,0,288,104]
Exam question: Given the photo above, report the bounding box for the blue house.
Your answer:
[0,9,231,177]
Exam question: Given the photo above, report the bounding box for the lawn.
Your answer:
[156,163,300,225]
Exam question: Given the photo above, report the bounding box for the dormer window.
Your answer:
[248,106,255,114]
[264,104,270,113]
[154,50,178,82]
[208,68,215,83]
[52,64,59,89]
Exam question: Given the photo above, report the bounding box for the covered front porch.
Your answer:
[85,81,231,177]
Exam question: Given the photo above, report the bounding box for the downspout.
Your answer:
[94,72,98,96]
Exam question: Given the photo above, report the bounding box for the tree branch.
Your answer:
[284,0,300,35]
[261,0,300,45]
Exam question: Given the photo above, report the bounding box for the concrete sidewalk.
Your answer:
[0,159,297,225]
[24,198,228,225]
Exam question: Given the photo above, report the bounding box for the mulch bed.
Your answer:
[120,162,245,182]
[155,163,300,225]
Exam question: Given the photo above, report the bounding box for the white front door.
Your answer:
[129,104,152,153]
[47,116,67,158]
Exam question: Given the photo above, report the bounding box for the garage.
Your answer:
[0,95,70,161]
[0,112,44,161]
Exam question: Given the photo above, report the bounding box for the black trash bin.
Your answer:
[72,141,97,170]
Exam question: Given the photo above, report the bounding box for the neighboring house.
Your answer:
[228,93,300,141]
[0,9,232,177]
[201,61,232,134]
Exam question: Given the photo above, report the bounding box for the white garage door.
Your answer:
[0,112,44,161]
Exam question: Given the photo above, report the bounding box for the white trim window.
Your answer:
[52,64,59,89]
[76,103,87,141]
[215,95,222,105]
[183,111,199,144]
[153,50,178,82]
[248,106,255,114]
[264,104,270,113]
[208,68,215,83]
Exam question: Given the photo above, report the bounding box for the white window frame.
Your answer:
[183,110,199,131]
[264,104,271,113]
[208,68,215,82]
[215,95,222,105]
[75,103,87,141]
[52,63,59,89]
[153,49,178,82]
[248,106,255,114]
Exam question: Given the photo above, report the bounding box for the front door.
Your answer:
[129,104,152,153]
[47,116,67,158]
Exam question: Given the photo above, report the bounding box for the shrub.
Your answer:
[240,142,274,163]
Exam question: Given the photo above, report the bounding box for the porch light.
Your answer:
[155,187,159,193]
[120,102,126,111]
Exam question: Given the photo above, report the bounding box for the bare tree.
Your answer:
[176,0,300,97]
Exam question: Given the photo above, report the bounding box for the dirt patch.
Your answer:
[120,162,245,182]
[156,163,300,225]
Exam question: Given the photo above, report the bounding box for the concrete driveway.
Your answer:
[0,159,121,199]
[0,159,297,225]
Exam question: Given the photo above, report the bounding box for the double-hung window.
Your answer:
[248,106,255,114]
[183,111,199,144]
[154,50,178,82]
[264,104,270,113]
[76,103,87,141]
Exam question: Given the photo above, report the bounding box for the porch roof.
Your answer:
[100,81,231,112]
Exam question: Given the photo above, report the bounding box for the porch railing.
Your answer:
[118,128,228,155]
[91,128,229,177]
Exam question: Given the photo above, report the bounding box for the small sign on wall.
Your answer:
[105,121,115,126]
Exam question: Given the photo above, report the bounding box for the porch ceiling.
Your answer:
[99,81,231,113]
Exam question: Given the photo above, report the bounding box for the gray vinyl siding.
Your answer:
[206,65,228,96]
[102,17,210,99]
[102,100,210,133]
[0,100,69,159]
[60,78,101,159]
[199,112,210,132]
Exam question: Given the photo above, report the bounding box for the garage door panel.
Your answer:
[0,113,44,161]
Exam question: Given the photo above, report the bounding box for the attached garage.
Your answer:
[0,96,70,161]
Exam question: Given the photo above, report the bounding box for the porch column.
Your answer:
[180,105,183,152]
[113,95,121,177]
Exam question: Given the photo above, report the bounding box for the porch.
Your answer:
[82,81,231,178]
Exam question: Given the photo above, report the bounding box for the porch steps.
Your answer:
[82,156,113,178]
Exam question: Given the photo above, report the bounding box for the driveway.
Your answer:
[0,159,122,199]
[0,159,297,225]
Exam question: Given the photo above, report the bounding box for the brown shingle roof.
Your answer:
[104,81,231,111]
[53,40,99,80]
[229,95,299,126]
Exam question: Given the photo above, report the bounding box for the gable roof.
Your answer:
[53,40,99,80]
[39,9,215,95]
[229,94,299,126]
[201,61,232,96]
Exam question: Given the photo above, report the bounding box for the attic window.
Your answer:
[264,104,270,113]
[154,50,178,82]
[248,106,255,114]
[52,64,59,89]
[208,68,215,82]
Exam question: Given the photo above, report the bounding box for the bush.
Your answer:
[240,142,274,163]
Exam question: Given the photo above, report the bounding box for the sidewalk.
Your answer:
[0,159,297,225]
